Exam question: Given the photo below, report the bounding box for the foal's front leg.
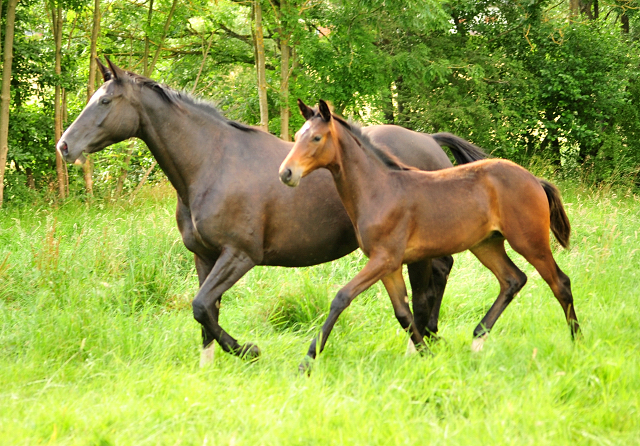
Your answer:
[300,255,396,373]
[381,268,427,352]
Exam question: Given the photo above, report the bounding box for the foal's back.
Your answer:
[386,159,551,259]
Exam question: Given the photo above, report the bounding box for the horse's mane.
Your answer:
[120,71,257,133]
[331,114,416,171]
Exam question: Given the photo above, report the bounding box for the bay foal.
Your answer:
[279,100,580,371]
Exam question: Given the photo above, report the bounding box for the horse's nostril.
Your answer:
[59,141,69,156]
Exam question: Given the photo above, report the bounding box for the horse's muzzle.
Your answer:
[58,140,69,158]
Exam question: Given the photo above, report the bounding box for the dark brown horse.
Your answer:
[57,58,487,364]
[280,100,580,370]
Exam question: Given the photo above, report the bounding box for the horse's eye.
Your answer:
[312,135,322,142]
[101,97,112,105]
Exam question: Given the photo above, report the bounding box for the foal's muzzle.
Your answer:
[278,166,301,187]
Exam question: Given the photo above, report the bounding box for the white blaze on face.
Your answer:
[296,120,313,141]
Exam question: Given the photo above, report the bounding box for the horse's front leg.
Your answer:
[194,254,218,366]
[301,254,396,373]
[191,246,258,364]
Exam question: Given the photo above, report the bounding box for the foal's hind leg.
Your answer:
[382,268,427,352]
[510,243,581,339]
[470,238,528,351]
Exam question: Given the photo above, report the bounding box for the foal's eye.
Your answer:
[100,97,112,105]
[312,135,322,142]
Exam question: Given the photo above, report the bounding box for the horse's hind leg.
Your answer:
[382,267,427,352]
[191,246,259,363]
[470,238,528,351]
[408,256,453,339]
[511,244,580,339]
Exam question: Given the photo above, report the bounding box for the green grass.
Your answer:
[1,182,639,445]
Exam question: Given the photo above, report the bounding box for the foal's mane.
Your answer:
[120,71,257,133]
[331,114,415,171]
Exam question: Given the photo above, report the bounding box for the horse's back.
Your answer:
[362,125,453,171]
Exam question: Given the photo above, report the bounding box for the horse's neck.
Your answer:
[331,126,390,225]
[137,95,225,205]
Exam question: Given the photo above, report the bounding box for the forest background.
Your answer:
[0,0,639,207]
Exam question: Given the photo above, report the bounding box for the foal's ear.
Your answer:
[298,99,315,121]
[96,58,112,82]
[318,99,332,122]
[104,56,127,80]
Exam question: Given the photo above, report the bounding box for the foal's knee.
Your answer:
[329,290,351,313]
[504,271,527,302]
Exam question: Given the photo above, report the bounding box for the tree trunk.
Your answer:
[569,0,579,17]
[143,0,154,76]
[280,37,290,140]
[26,167,35,189]
[82,0,100,199]
[148,0,178,76]
[113,145,133,199]
[52,4,67,200]
[621,13,629,34]
[0,0,4,61]
[0,0,18,207]
[253,0,269,132]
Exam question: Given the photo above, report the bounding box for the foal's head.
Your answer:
[279,99,338,187]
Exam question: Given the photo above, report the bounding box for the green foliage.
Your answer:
[3,0,640,203]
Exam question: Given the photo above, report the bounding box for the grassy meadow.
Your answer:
[0,182,639,445]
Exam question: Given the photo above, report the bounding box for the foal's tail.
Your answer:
[431,132,488,164]
[539,179,571,248]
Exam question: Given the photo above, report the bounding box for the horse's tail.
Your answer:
[539,179,571,248]
[431,132,488,165]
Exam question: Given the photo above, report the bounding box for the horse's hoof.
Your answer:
[240,343,261,361]
[298,356,314,375]
[405,339,418,356]
[471,334,488,352]
[199,342,216,367]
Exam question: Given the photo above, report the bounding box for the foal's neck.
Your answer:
[330,123,392,223]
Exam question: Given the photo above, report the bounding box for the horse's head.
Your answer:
[57,57,141,164]
[279,99,337,187]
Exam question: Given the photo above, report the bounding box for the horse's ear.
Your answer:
[318,99,332,122]
[297,99,315,121]
[104,56,127,80]
[96,58,112,82]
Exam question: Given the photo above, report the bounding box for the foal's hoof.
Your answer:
[239,343,261,361]
[298,356,314,375]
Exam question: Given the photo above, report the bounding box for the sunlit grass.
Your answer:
[0,182,638,445]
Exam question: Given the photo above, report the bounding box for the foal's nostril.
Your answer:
[281,168,292,184]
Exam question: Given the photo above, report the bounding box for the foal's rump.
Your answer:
[481,160,570,250]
